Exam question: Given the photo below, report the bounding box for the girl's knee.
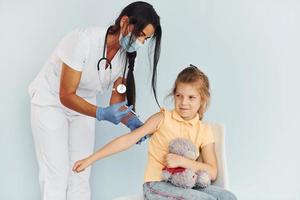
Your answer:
[219,190,237,200]
[205,196,217,200]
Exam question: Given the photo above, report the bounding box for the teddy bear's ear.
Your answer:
[169,138,180,147]
[185,151,197,160]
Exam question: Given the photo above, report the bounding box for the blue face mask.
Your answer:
[119,32,143,52]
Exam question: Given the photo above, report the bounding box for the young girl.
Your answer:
[73,65,237,200]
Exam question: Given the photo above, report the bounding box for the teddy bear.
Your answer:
[162,138,211,189]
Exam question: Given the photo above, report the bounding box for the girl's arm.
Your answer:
[73,111,163,173]
[166,143,218,181]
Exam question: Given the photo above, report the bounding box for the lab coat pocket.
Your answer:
[28,83,38,99]
[30,89,37,99]
[28,82,41,104]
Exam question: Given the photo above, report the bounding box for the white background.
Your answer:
[0,0,299,199]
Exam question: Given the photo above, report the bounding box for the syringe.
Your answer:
[124,105,138,116]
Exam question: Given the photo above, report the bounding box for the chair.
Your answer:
[112,123,229,200]
[210,123,229,189]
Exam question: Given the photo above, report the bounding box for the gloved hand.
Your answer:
[96,101,133,125]
[125,114,151,144]
[126,114,143,131]
[136,134,151,145]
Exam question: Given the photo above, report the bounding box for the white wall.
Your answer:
[0,0,299,200]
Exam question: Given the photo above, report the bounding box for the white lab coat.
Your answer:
[29,27,126,200]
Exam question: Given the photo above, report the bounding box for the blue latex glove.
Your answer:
[126,115,143,131]
[136,134,151,145]
[125,115,151,144]
[96,101,133,125]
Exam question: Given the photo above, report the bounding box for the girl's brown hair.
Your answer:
[172,65,211,120]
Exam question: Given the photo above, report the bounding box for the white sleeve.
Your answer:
[57,30,90,72]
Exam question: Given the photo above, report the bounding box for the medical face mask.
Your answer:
[119,32,143,52]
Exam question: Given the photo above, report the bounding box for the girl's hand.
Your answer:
[72,157,93,173]
[165,153,185,168]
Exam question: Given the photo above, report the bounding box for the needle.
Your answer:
[124,105,138,116]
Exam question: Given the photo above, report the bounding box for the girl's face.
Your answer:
[174,83,201,121]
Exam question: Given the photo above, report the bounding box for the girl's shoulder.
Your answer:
[148,109,165,124]
[144,108,170,133]
[158,107,172,116]
[199,121,214,134]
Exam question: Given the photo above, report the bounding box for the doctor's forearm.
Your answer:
[60,93,97,118]
[109,89,130,124]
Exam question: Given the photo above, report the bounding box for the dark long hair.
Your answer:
[108,1,162,110]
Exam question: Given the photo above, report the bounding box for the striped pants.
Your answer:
[143,182,237,200]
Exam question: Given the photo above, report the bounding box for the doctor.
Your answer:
[28,1,161,200]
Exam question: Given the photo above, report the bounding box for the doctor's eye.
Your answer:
[138,31,146,37]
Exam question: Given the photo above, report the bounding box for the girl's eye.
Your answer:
[189,96,195,99]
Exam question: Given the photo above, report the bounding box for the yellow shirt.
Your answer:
[144,108,215,183]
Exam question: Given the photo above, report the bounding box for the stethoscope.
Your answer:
[97,27,127,94]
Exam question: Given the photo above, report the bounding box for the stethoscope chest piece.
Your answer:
[116,84,127,94]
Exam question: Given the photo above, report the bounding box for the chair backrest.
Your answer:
[209,123,229,189]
